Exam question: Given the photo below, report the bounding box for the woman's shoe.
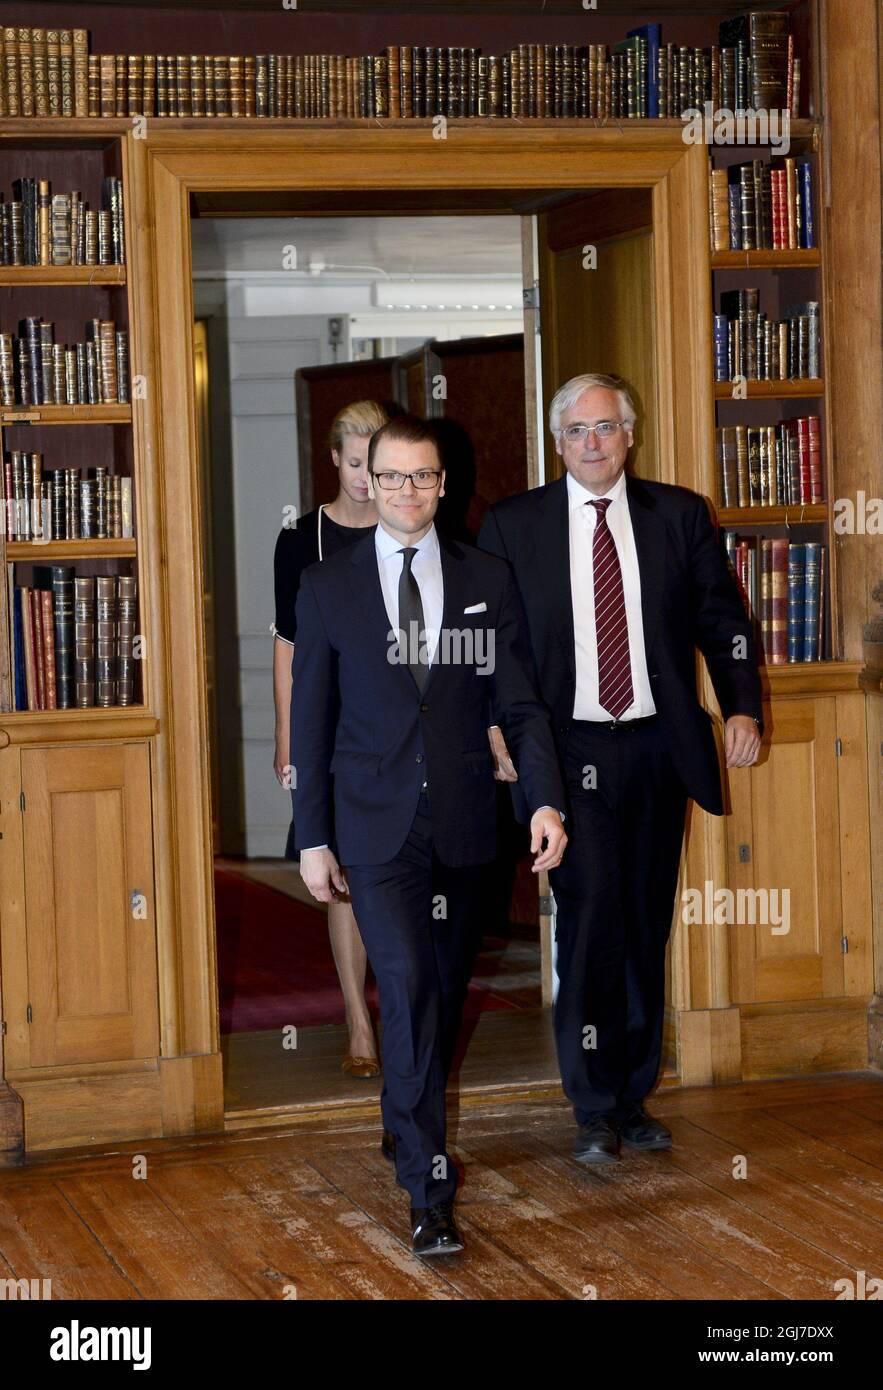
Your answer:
[341,1055,381,1079]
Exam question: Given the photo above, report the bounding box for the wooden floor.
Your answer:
[1,1072,881,1299]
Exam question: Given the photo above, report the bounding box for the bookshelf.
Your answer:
[707,123,836,667]
[0,129,142,715]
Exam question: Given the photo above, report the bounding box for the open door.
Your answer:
[536,191,657,481]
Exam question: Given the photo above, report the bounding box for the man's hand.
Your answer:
[529,808,567,872]
[488,725,518,782]
[725,714,762,768]
[299,847,349,903]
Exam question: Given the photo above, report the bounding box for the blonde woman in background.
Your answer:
[272,400,389,1078]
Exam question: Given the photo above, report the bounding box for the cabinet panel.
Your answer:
[20,743,159,1067]
[728,698,842,1003]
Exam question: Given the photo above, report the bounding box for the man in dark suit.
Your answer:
[478,373,762,1165]
[291,413,566,1255]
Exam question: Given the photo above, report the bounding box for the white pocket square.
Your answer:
[463,601,487,614]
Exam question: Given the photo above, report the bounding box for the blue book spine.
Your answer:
[799,161,814,248]
[628,23,661,118]
[12,586,26,710]
[802,542,822,661]
[727,184,741,250]
[787,543,806,663]
[713,315,729,381]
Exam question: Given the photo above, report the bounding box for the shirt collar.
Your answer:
[375,519,439,560]
[566,468,628,512]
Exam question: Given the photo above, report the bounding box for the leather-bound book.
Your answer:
[426,48,439,116]
[228,54,241,117]
[126,54,142,115]
[95,574,117,707]
[487,56,501,118]
[802,543,822,661]
[255,55,268,118]
[767,537,789,663]
[214,55,230,117]
[448,47,461,118]
[38,588,57,706]
[18,28,34,117]
[431,47,444,117]
[98,52,114,117]
[46,29,61,115]
[175,54,189,117]
[747,428,762,505]
[374,55,388,119]
[396,46,410,118]
[509,48,519,118]
[409,46,422,119]
[734,424,749,508]
[385,47,400,118]
[70,28,87,115]
[500,53,510,118]
[4,28,21,116]
[117,574,137,705]
[72,574,94,706]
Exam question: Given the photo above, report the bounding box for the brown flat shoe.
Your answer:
[342,1055,381,1079]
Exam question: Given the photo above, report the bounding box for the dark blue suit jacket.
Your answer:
[290,526,565,867]
[478,473,764,817]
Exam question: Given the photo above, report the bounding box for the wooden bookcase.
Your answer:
[0,0,879,1160]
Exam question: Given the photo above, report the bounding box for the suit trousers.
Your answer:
[549,715,688,1126]
[345,791,487,1207]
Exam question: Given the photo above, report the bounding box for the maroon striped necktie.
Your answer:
[590,497,634,719]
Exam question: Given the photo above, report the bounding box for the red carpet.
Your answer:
[214,862,522,1034]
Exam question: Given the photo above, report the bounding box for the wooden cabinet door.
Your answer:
[727,694,871,1004]
[20,743,159,1067]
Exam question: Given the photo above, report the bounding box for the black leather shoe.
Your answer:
[410,1202,464,1257]
[572,1114,620,1165]
[381,1130,396,1163]
[617,1102,672,1150]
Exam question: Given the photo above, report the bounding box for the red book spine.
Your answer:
[41,587,57,708]
[796,417,811,503]
[807,415,823,502]
[31,589,46,710]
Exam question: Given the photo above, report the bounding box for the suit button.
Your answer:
[416,754,424,764]
[420,703,428,712]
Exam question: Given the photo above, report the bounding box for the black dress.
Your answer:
[273,504,374,861]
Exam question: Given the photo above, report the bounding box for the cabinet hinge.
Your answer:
[26,1003,32,1022]
[19,790,25,811]
[835,737,843,757]
[841,936,849,954]
[0,1020,6,1036]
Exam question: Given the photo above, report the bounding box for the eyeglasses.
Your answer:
[372,470,442,490]
[557,421,628,442]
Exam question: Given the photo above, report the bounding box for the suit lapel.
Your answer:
[536,475,576,677]
[625,475,666,660]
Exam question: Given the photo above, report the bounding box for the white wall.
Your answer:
[204,310,334,858]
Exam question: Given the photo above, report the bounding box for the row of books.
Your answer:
[713,296,820,382]
[0,320,130,407]
[717,418,823,509]
[2,458,134,542]
[709,159,814,253]
[0,14,800,120]
[8,564,138,709]
[724,535,825,663]
[0,175,125,267]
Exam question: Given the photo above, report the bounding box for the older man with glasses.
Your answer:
[479,372,763,1166]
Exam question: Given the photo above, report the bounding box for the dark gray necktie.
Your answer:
[398,546,427,693]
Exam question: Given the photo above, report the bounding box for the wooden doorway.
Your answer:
[129,125,714,1130]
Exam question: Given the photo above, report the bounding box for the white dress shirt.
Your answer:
[375,520,444,663]
[567,469,656,721]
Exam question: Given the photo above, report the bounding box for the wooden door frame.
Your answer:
[128,123,718,1112]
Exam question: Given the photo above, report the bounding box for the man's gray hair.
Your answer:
[549,373,638,433]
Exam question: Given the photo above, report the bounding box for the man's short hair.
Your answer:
[367,413,442,472]
[549,373,638,433]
